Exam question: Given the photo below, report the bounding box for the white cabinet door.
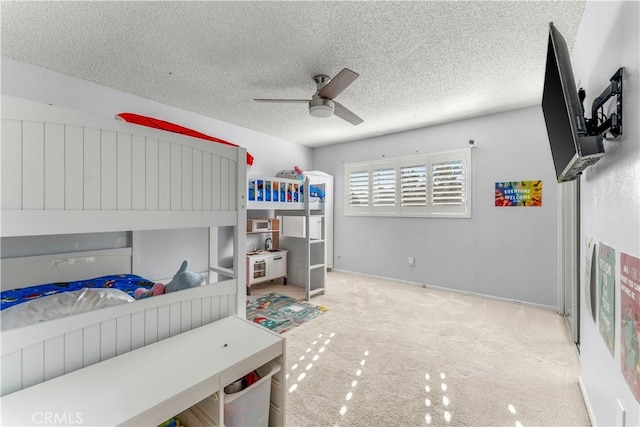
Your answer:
[281,216,322,239]
[269,253,287,279]
[281,216,305,238]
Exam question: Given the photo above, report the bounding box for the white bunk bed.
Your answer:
[0,96,285,426]
[247,175,327,299]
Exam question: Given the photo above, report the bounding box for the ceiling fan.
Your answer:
[254,68,363,125]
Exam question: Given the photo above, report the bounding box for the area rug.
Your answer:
[246,292,329,334]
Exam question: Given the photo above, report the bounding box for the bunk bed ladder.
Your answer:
[305,178,326,300]
[277,178,326,300]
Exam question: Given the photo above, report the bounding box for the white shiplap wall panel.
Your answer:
[169,302,181,337]
[131,311,145,351]
[65,125,84,210]
[158,140,171,210]
[117,132,132,210]
[228,161,237,211]
[1,351,22,395]
[182,146,193,210]
[202,295,212,324]
[116,315,132,356]
[144,308,159,346]
[170,143,182,210]
[193,149,203,210]
[83,127,102,210]
[203,152,212,211]
[180,300,192,333]
[157,305,171,341]
[100,319,117,362]
[101,130,117,210]
[211,155,221,211]
[43,336,65,381]
[132,134,146,210]
[145,138,159,210]
[1,119,22,209]
[83,324,100,367]
[191,298,202,329]
[22,121,44,210]
[64,329,83,374]
[44,123,65,210]
[220,158,229,211]
[22,343,44,389]
[220,295,230,319]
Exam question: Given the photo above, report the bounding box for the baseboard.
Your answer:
[578,376,596,426]
[330,268,559,313]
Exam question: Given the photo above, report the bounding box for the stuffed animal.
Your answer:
[275,166,305,181]
[275,166,306,201]
[134,282,166,299]
[134,260,205,300]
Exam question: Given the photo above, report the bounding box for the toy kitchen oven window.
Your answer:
[252,258,267,281]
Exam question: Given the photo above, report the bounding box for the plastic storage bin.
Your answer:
[223,361,281,427]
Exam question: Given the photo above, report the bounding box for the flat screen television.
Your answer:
[542,22,604,183]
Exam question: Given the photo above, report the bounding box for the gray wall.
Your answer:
[572,2,640,425]
[313,106,560,308]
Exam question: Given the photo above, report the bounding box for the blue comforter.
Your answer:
[0,274,154,311]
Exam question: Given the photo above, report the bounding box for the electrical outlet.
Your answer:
[408,256,415,267]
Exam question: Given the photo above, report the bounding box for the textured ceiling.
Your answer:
[1,1,586,148]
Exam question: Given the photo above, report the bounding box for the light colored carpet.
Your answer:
[281,271,590,427]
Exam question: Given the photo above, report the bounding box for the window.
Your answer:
[345,148,471,218]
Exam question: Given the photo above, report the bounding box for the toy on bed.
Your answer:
[276,166,325,200]
[134,260,205,300]
[248,166,325,203]
[275,165,305,181]
[275,166,305,202]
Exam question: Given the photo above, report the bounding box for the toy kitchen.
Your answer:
[246,218,287,295]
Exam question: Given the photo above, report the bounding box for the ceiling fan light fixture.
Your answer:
[254,69,362,125]
[309,103,334,118]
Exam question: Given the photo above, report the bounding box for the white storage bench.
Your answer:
[0,316,286,426]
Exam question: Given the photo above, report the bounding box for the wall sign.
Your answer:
[620,251,640,403]
[494,181,542,207]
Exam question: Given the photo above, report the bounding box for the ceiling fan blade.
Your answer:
[254,99,310,103]
[333,101,363,126]
[317,68,359,99]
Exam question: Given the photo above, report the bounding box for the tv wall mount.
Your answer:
[579,67,623,139]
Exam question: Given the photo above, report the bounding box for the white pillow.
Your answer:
[1,288,134,331]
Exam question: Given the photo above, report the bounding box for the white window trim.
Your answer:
[344,148,472,218]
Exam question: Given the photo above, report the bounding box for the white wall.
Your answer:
[0,57,312,277]
[313,106,560,308]
[572,1,640,425]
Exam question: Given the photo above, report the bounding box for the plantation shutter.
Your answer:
[372,167,396,207]
[400,164,427,207]
[344,148,471,218]
[346,167,370,214]
[431,160,464,206]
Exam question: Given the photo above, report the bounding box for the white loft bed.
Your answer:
[0,95,285,426]
[247,175,324,210]
[246,175,327,299]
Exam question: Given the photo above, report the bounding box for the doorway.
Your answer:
[558,180,580,347]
